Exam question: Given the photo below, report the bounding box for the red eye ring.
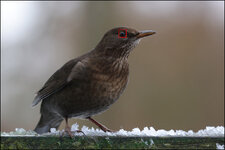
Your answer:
[118,29,127,38]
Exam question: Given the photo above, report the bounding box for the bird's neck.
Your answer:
[86,52,129,76]
[94,44,131,60]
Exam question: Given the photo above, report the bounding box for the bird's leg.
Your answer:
[63,117,86,138]
[87,117,113,132]
[64,117,74,138]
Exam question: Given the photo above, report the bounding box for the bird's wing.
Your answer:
[32,59,86,107]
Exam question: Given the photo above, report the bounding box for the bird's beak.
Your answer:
[136,30,156,39]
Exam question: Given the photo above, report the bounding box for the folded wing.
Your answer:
[32,59,86,107]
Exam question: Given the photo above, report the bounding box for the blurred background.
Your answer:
[1,1,224,132]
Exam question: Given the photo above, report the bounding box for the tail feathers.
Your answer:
[34,114,64,134]
[34,125,50,134]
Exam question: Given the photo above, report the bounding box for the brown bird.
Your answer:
[33,27,155,135]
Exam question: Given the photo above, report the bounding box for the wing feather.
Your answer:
[32,59,85,107]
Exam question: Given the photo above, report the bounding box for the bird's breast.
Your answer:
[90,60,129,102]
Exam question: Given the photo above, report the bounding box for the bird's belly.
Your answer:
[55,77,128,118]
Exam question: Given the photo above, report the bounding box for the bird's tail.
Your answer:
[34,114,64,134]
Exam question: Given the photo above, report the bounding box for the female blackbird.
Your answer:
[33,27,155,135]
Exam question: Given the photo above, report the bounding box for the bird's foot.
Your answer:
[62,127,85,138]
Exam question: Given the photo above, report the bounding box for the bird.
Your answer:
[32,27,156,136]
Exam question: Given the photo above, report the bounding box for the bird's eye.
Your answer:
[119,31,126,37]
[118,29,127,38]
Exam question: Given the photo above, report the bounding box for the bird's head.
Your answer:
[95,27,156,59]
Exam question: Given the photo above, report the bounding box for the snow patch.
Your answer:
[216,143,224,149]
[1,125,224,137]
[1,128,37,136]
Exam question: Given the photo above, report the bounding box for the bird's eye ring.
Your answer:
[118,29,127,38]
